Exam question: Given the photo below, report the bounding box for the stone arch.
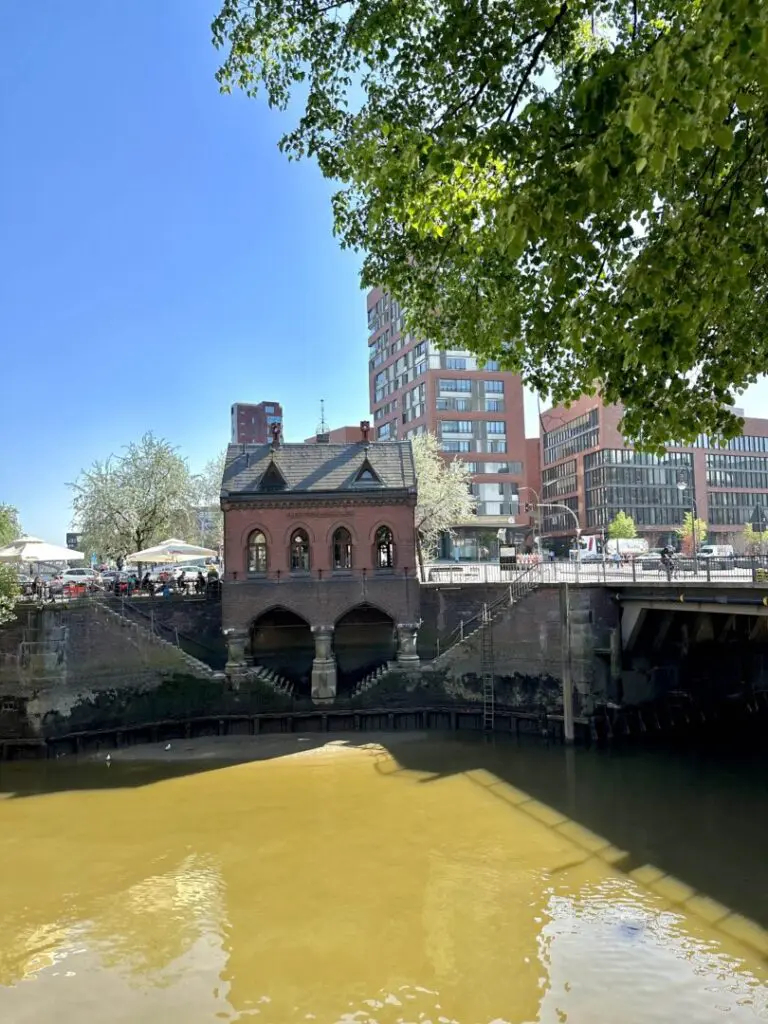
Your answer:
[333,603,396,694]
[250,606,314,696]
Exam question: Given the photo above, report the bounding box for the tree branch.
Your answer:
[504,2,569,123]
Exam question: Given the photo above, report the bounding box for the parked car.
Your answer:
[49,568,102,592]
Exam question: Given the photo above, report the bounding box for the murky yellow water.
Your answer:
[0,734,766,1023]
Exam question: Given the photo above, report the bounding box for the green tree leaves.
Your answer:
[0,505,21,549]
[214,0,768,449]
[607,510,638,540]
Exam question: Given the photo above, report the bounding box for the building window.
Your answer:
[484,380,504,393]
[439,378,472,392]
[442,440,472,452]
[543,408,600,464]
[441,420,473,434]
[486,421,506,434]
[485,399,504,412]
[445,357,467,370]
[375,526,395,569]
[290,529,310,572]
[484,360,501,371]
[247,531,268,574]
[332,527,352,570]
[487,440,507,453]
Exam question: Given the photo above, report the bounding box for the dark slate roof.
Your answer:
[221,441,416,498]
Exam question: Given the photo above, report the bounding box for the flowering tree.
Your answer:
[0,505,22,624]
[676,512,707,556]
[69,433,195,563]
[411,433,476,578]
[743,523,768,556]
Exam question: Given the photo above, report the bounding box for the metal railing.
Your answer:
[434,564,540,659]
[424,558,768,586]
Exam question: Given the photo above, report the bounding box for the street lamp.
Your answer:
[538,502,582,571]
[518,486,543,555]
[676,478,699,574]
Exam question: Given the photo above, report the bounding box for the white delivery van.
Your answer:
[697,544,734,560]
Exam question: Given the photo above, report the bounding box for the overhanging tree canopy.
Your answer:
[214,0,768,448]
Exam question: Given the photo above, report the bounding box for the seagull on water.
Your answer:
[164,743,172,752]
[105,754,111,764]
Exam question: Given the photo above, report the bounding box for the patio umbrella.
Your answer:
[125,538,217,564]
[0,535,85,562]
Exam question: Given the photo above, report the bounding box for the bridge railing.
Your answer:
[424,558,768,585]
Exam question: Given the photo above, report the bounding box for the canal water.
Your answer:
[0,733,766,1023]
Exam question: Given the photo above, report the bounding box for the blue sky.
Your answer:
[1,1,767,543]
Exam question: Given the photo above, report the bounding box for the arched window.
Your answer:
[290,529,310,572]
[375,526,395,569]
[247,530,268,574]
[332,527,352,570]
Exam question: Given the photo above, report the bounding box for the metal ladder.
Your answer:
[481,602,495,732]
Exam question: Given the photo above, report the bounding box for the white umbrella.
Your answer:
[0,535,85,562]
[125,538,217,564]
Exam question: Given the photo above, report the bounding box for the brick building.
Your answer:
[230,401,283,445]
[538,395,768,550]
[220,424,420,699]
[367,288,530,558]
[303,425,362,444]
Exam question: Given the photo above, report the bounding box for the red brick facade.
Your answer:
[220,437,421,698]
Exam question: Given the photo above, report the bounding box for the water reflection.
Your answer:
[0,736,765,1023]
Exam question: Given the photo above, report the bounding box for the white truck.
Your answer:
[573,536,649,560]
[605,538,649,558]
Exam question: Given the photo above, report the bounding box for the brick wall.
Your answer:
[223,575,420,633]
[423,584,617,713]
[0,604,218,738]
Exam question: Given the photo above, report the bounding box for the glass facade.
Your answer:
[543,409,599,464]
[708,492,768,525]
[706,453,768,490]
[542,459,577,499]
[541,496,579,533]
[583,450,694,528]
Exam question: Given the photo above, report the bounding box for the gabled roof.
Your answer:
[221,441,416,499]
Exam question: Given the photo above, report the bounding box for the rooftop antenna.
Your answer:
[315,399,330,444]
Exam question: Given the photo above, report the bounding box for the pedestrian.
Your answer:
[196,571,205,595]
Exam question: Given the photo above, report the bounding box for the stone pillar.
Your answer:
[225,628,248,671]
[311,626,337,701]
[396,623,420,669]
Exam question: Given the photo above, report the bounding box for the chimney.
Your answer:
[270,422,281,450]
[316,430,330,444]
[360,420,371,444]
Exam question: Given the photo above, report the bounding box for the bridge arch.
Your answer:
[250,606,314,696]
[333,603,396,695]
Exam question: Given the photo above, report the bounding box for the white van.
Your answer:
[697,544,734,560]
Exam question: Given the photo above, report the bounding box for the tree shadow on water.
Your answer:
[374,731,768,933]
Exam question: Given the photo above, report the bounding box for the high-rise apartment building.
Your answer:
[367,288,530,555]
[539,395,768,549]
[230,401,283,445]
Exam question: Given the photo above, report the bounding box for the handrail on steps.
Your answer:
[434,563,540,659]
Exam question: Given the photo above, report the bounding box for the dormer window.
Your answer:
[354,459,381,484]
